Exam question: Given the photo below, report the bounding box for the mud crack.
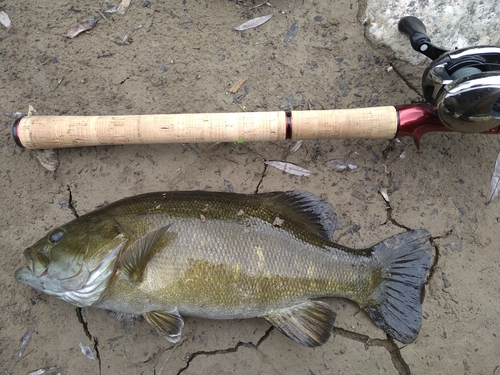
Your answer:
[389,64,422,97]
[424,230,451,298]
[176,326,274,375]
[254,163,268,194]
[383,203,412,231]
[76,307,102,374]
[67,185,79,218]
[332,327,410,375]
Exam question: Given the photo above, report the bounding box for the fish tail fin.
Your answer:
[364,229,432,344]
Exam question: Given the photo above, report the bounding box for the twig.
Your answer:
[96,10,111,24]
[52,77,64,92]
[233,101,246,112]
[215,155,239,165]
[245,2,267,11]
[122,24,143,45]
[443,295,461,322]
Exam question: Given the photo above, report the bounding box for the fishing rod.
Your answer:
[12,16,500,150]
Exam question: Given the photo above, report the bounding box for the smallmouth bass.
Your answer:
[15,191,432,347]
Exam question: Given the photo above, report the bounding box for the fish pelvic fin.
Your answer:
[144,309,184,344]
[121,224,172,283]
[364,229,432,344]
[264,300,336,347]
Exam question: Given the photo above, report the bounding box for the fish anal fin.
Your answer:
[264,300,336,347]
[108,311,142,322]
[121,224,172,283]
[144,309,184,343]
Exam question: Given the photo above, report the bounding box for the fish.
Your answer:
[15,190,432,347]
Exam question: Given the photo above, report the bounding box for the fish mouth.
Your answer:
[17,248,49,278]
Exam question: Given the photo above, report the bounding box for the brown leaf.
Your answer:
[62,18,98,38]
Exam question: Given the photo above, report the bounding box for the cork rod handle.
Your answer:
[13,107,398,149]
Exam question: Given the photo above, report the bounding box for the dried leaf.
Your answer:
[289,140,303,153]
[265,160,311,177]
[489,151,500,201]
[325,159,358,172]
[347,162,358,170]
[122,24,143,44]
[0,10,11,28]
[19,322,36,358]
[5,111,24,119]
[78,342,96,360]
[234,14,272,31]
[379,188,390,203]
[62,18,98,38]
[27,104,38,116]
[382,163,390,175]
[27,368,60,375]
[284,20,299,46]
[108,0,131,15]
[32,149,60,172]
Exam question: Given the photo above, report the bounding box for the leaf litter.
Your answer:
[27,367,61,375]
[0,10,11,28]
[19,322,36,358]
[489,151,500,201]
[284,20,299,46]
[234,14,272,31]
[289,140,303,154]
[78,342,96,360]
[325,159,358,172]
[107,0,132,16]
[121,24,143,45]
[265,161,311,176]
[62,18,98,38]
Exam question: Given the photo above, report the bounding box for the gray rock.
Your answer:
[364,0,500,65]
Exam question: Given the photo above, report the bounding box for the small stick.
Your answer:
[122,24,143,44]
[229,78,247,94]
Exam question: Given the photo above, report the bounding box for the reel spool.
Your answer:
[399,16,500,133]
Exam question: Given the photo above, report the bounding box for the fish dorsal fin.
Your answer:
[264,300,336,347]
[121,224,172,283]
[144,309,184,343]
[260,191,336,240]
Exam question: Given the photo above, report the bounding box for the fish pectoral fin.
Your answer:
[121,224,172,283]
[264,300,336,347]
[144,309,184,344]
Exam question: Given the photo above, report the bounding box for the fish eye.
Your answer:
[49,229,64,244]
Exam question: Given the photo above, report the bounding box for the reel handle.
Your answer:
[399,16,500,134]
[398,16,447,60]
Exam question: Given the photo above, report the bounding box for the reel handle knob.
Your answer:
[398,16,447,60]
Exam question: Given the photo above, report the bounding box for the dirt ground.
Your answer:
[1,1,499,374]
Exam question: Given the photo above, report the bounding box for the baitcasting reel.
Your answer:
[399,16,500,133]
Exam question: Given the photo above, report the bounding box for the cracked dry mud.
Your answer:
[1,1,500,375]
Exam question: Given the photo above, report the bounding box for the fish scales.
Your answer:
[15,190,432,347]
[101,193,374,312]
